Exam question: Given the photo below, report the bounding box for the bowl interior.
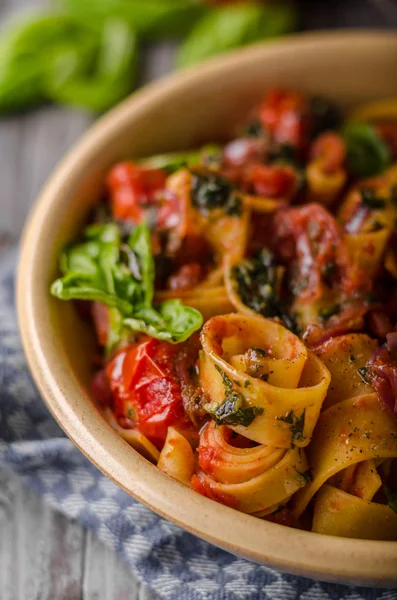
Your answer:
[18,31,397,587]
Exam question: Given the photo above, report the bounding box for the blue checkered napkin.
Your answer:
[0,246,396,600]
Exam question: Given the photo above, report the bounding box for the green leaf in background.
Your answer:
[44,18,138,112]
[51,221,203,350]
[0,14,98,113]
[177,1,298,68]
[58,0,207,39]
[343,122,391,178]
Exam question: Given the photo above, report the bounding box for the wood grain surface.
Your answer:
[0,0,395,598]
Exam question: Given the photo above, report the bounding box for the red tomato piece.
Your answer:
[245,164,297,198]
[91,301,110,346]
[259,89,309,150]
[106,339,185,447]
[107,162,167,223]
[167,262,204,291]
[274,203,358,302]
[311,132,346,175]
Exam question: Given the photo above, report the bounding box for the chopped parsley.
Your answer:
[245,118,264,137]
[295,468,313,485]
[357,366,373,384]
[277,409,306,444]
[209,365,263,427]
[360,188,386,210]
[251,347,267,357]
[190,171,242,216]
[383,485,397,513]
[231,248,298,333]
[318,304,341,321]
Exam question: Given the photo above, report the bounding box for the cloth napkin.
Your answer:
[1,247,396,600]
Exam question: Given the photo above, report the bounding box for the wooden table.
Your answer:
[0,0,394,597]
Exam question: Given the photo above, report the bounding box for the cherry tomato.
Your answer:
[107,162,167,223]
[245,163,297,198]
[259,89,309,150]
[311,132,346,175]
[106,338,185,447]
[274,203,357,302]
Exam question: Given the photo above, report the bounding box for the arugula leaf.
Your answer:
[383,485,397,514]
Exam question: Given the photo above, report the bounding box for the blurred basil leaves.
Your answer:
[0,1,298,115]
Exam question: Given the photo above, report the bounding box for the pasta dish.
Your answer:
[51,89,397,540]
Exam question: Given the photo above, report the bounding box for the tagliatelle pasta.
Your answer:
[52,89,397,539]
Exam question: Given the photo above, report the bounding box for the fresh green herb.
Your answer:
[277,409,306,444]
[318,304,340,321]
[357,366,373,384]
[383,485,397,513]
[208,365,263,427]
[231,248,298,333]
[370,219,384,232]
[60,0,206,39]
[245,118,264,137]
[244,380,250,388]
[360,188,386,210]
[140,145,222,174]
[251,347,267,357]
[295,468,313,485]
[0,13,138,114]
[343,122,391,178]
[309,96,342,139]
[177,2,298,68]
[321,262,336,281]
[51,222,203,351]
[390,184,397,207]
[190,170,242,217]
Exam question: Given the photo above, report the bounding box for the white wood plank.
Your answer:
[0,469,85,600]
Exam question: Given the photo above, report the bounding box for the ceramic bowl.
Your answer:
[17,30,397,587]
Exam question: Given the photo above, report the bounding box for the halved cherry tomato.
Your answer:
[106,338,185,447]
[107,162,167,223]
[259,89,309,150]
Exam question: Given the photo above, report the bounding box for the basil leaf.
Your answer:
[51,223,135,315]
[45,19,138,112]
[124,300,203,343]
[59,0,206,39]
[51,221,203,348]
[127,222,154,308]
[177,2,298,68]
[343,123,391,178]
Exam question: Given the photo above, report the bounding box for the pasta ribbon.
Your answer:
[312,484,397,540]
[158,426,195,485]
[292,393,397,518]
[199,314,330,447]
[103,408,160,463]
[313,334,377,408]
[306,161,346,206]
[192,421,308,514]
[350,98,397,122]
